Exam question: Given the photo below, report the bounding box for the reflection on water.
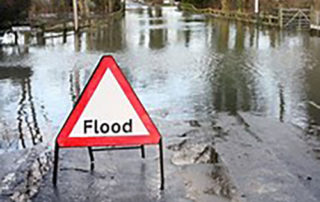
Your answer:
[69,69,81,104]
[210,20,253,115]
[1,4,320,152]
[86,18,126,52]
[148,6,168,49]
[17,76,42,148]
[0,66,42,150]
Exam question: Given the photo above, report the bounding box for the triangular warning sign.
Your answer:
[57,56,161,147]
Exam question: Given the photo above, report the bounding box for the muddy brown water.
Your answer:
[0,3,320,152]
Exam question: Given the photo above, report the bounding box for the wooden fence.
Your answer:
[180,3,311,30]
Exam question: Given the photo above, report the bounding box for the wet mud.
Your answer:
[0,146,51,201]
[167,123,242,202]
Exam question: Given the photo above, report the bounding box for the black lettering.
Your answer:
[123,119,132,133]
[100,123,109,133]
[112,123,121,133]
[84,120,92,134]
[84,119,134,135]
[94,119,99,134]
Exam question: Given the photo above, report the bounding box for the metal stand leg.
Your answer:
[53,143,60,186]
[141,145,145,159]
[88,147,95,170]
[159,138,164,190]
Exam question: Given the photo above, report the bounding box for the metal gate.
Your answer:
[280,8,311,30]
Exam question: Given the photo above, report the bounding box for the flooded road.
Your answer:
[1,1,320,201]
[1,2,320,152]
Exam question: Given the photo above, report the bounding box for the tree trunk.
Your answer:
[108,0,113,13]
[84,0,90,16]
[221,0,230,11]
[78,0,89,17]
[237,0,243,12]
[78,0,84,16]
[315,0,320,10]
[244,0,250,12]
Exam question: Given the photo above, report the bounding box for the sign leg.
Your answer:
[141,145,145,159]
[53,143,60,186]
[159,138,165,190]
[88,147,95,170]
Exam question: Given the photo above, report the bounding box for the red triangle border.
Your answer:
[56,55,161,147]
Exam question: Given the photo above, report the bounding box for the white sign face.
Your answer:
[69,69,149,137]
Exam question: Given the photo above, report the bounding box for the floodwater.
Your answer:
[0,2,320,153]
